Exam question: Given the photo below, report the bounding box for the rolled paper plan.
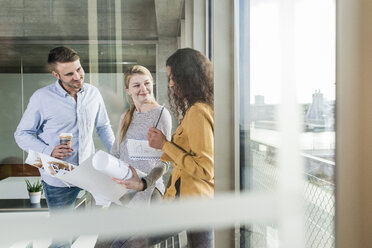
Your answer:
[92,150,132,179]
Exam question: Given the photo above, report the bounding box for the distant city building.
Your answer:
[250,92,335,132]
[306,90,325,124]
[305,90,335,132]
[251,95,277,130]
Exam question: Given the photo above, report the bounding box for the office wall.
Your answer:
[0,74,23,164]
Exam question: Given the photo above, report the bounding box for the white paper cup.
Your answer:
[92,150,132,179]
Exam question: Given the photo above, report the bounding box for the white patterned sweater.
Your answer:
[111,105,172,206]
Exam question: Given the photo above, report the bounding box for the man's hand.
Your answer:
[51,145,73,159]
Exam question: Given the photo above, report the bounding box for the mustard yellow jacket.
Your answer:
[161,102,214,199]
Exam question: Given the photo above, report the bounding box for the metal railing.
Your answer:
[248,148,335,248]
[151,232,187,248]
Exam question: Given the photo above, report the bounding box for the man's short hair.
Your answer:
[47,47,80,70]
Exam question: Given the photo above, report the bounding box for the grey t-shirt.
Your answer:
[111,105,172,206]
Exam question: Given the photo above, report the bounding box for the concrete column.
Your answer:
[180,0,207,54]
[213,0,236,247]
[114,0,123,100]
[156,37,178,127]
[184,0,193,48]
[88,0,99,86]
[178,19,186,48]
[336,0,372,247]
[192,0,206,54]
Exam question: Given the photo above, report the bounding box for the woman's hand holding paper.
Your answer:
[112,165,145,191]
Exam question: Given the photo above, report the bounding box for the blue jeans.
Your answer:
[42,181,81,212]
[42,181,81,248]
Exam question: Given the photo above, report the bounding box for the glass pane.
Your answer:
[0,73,23,165]
[0,1,182,246]
[240,0,336,247]
[0,1,159,167]
[0,43,24,178]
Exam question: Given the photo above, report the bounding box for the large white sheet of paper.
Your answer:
[127,139,163,160]
[25,150,145,206]
[25,150,76,187]
[55,155,129,206]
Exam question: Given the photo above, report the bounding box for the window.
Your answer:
[239,0,336,247]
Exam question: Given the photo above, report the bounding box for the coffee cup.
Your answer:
[59,133,73,147]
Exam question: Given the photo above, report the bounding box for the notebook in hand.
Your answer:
[127,139,163,160]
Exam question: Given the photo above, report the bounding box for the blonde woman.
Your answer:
[95,65,171,248]
[112,65,172,205]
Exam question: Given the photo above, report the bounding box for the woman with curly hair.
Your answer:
[148,48,214,248]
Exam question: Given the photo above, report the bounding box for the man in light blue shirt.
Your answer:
[14,47,115,217]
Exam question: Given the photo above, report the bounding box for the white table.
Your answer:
[0,176,46,199]
[0,176,88,212]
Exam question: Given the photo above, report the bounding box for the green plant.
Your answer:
[25,179,43,192]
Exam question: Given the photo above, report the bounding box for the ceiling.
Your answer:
[0,0,184,73]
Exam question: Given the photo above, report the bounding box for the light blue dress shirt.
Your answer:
[14,81,115,187]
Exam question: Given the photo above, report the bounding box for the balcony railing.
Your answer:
[248,142,335,248]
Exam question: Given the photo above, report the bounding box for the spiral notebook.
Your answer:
[127,139,163,160]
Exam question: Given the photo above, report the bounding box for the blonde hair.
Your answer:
[118,65,155,144]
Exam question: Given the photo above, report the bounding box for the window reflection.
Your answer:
[241,0,336,247]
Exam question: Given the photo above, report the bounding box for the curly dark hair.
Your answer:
[166,48,214,120]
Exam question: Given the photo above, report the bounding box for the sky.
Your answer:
[250,0,336,104]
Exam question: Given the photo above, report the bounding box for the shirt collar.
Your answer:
[54,80,86,97]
